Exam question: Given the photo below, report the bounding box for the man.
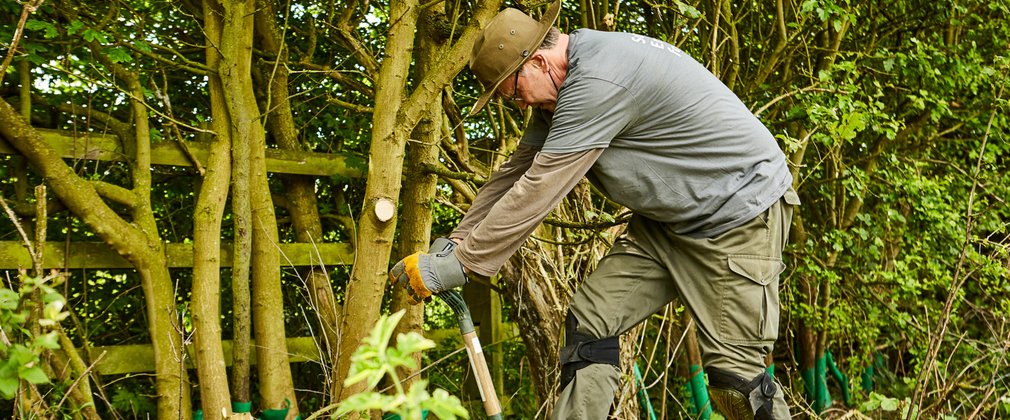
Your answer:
[390,1,799,418]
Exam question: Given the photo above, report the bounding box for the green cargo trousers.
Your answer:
[552,191,797,419]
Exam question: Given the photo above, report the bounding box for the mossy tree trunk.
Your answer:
[335,0,422,402]
[332,0,500,402]
[195,0,237,415]
[387,4,451,386]
[253,0,343,396]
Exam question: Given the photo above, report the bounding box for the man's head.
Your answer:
[468,0,561,116]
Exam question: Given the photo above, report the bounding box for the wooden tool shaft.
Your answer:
[462,331,502,417]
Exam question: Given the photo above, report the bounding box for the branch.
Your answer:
[290,61,375,97]
[38,94,133,139]
[89,180,139,209]
[127,42,211,75]
[0,193,36,259]
[149,74,205,175]
[752,85,833,117]
[543,213,632,230]
[421,160,487,183]
[326,95,374,113]
[0,0,46,77]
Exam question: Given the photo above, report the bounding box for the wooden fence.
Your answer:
[0,128,505,398]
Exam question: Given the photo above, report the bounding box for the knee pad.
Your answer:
[559,311,620,390]
[706,367,778,420]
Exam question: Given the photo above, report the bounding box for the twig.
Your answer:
[150,73,206,175]
[52,350,106,414]
[0,193,36,259]
[0,0,46,77]
[908,78,1005,416]
[752,85,835,117]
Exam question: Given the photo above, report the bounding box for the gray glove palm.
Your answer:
[389,238,469,304]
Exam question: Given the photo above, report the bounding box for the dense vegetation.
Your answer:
[1,0,1007,418]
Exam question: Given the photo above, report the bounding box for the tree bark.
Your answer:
[335,0,421,403]
[194,0,241,416]
[254,1,342,396]
[387,6,448,386]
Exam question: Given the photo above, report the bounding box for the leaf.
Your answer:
[880,396,900,411]
[395,332,435,356]
[0,375,18,399]
[34,332,61,350]
[25,19,58,39]
[0,289,19,310]
[422,388,470,419]
[81,28,111,44]
[335,392,400,417]
[8,346,36,366]
[674,1,701,19]
[66,20,85,35]
[19,366,49,385]
[42,299,69,324]
[105,47,133,64]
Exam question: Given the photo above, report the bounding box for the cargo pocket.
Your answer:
[719,255,786,344]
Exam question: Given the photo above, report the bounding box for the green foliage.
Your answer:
[336,310,468,420]
[3,0,1008,417]
[110,386,157,417]
[860,391,900,412]
[0,272,69,399]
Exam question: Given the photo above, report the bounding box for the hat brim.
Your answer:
[468,0,562,117]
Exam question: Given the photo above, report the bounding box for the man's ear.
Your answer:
[528,53,548,72]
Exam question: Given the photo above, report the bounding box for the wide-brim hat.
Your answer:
[468,0,562,116]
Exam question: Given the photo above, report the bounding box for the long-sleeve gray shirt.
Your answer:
[452,29,792,277]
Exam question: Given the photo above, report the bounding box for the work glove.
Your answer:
[389,238,469,304]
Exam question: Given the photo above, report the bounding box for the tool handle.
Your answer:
[461,331,502,418]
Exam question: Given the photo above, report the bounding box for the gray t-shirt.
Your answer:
[521,29,792,236]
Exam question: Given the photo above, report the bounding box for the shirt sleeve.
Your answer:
[454,148,605,277]
[450,143,541,241]
[542,77,637,153]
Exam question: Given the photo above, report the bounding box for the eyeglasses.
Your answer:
[497,67,523,102]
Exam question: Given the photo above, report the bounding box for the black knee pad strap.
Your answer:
[706,367,777,420]
[559,312,620,390]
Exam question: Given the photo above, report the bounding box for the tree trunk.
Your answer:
[253,1,342,396]
[388,8,447,385]
[192,88,236,417]
[196,0,240,416]
[251,125,299,417]
[212,0,299,415]
[334,0,421,403]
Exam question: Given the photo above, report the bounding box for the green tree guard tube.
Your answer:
[233,402,252,413]
[689,365,712,419]
[814,354,831,413]
[826,351,851,406]
[633,363,657,420]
